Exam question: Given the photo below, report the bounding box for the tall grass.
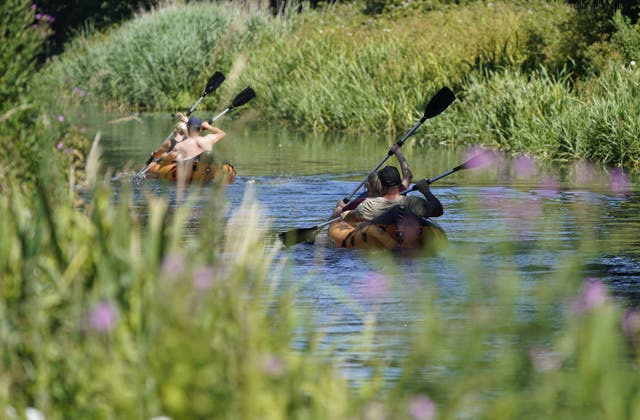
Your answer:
[422,64,640,169]
[33,0,640,168]
[35,2,277,111]
[240,1,574,133]
[3,150,640,418]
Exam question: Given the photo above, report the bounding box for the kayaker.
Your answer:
[173,115,226,160]
[333,165,443,222]
[342,144,412,211]
[140,117,188,173]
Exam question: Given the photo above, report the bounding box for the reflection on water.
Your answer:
[94,110,640,383]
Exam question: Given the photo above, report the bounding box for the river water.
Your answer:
[91,110,640,383]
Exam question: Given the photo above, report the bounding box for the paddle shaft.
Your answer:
[345,117,427,203]
[140,72,225,170]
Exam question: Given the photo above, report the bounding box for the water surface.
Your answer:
[89,110,640,383]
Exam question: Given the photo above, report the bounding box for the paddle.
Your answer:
[278,87,456,246]
[278,151,488,246]
[205,86,256,123]
[341,87,455,204]
[137,71,225,175]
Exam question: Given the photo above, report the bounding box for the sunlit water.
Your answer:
[88,110,640,383]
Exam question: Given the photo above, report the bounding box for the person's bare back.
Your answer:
[174,116,226,160]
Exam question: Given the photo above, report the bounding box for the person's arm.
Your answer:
[413,179,443,217]
[391,144,412,189]
[198,121,226,149]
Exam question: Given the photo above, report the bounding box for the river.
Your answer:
[90,110,640,383]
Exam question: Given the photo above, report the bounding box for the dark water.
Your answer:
[89,110,640,382]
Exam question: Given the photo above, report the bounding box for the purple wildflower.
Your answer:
[408,395,437,420]
[261,355,285,377]
[571,278,608,314]
[193,266,215,290]
[88,300,119,332]
[35,13,42,20]
[361,272,389,301]
[622,309,640,336]
[514,155,536,178]
[161,254,185,276]
[56,142,63,150]
[57,114,64,122]
[610,168,631,195]
[31,4,37,10]
[537,176,560,197]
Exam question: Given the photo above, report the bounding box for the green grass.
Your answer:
[3,146,640,418]
[32,0,640,168]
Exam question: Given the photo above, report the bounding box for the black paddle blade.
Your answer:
[231,87,256,109]
[422,87,455,120]
[278,226,319,246]
[204,71,225,95]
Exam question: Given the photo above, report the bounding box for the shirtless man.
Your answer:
[173,116,226,160]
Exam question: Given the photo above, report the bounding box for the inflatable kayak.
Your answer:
[328,205,447,251]
[144,150,236,183]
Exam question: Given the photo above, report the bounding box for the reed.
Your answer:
[3,151,640,417]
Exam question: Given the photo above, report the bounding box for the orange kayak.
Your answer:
[328,205,447,252]
[144,150,236,183]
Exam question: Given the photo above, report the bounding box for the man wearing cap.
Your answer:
[335,165,443,223]
[173,115,226,160]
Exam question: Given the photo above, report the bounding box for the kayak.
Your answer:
[328,205,447,252]
[144,150,236,183]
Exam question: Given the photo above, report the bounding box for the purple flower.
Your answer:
[622,309,640,336]
[56,142,63,150]
[361,272,389,301]
[466,147,499,169]
[571,278,608,314]
[31,4,37,10]
[35,13,42,20]
[261,355,285,377]
[610,168,631,195]
[43,14,54,23]
[408,395,437,420]
[73,87,80,94]
[88,300,118,332]
[57,114,64,122]
[514,155,536,178]
[537,176,560,197]
[161,254,185,276]
[80,89,87,97]
[193,266,215,289]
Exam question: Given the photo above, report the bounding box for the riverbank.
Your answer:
[33,0,640,169]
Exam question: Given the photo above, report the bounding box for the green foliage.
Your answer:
[3,156,640,417]
[34,3,273,111]
[0,0,50,115]
[0,0,87,184]
[241,1,574,133]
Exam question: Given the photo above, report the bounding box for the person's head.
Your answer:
[365,172,383,197]
[377,165,402,194]
[187,116,202,135]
